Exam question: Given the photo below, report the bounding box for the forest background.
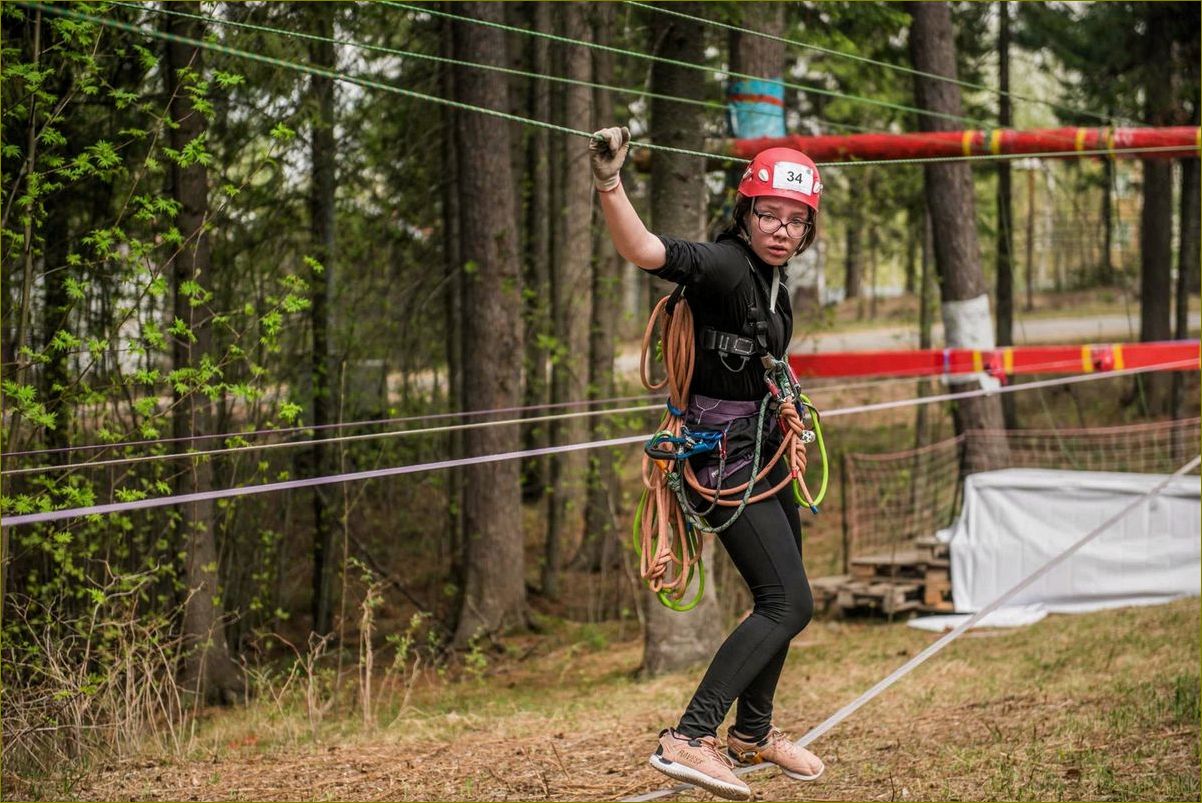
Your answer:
[0,1,1199,799]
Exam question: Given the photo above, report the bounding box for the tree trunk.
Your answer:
[995,1,1016,429]
[576,2,622,574]
[451,2,526,646]
[543,2,594,599]
[307,2,338,638]
[728,2,785,79]
[907,2,1007,471]
[844,210,863,302]
[440,14,465,587]
[1025,167,1036,311]
[1139,5,1174,415]
[1101,157,1115,285]
[1172,156,1199,418]
[642,1,723,676]
[520,2,552,503]
[165,10,242,704]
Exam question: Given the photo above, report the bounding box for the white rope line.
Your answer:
[622,453,1202,802]
[2,358,1195,526]
[0,403,664,477]
[4,353,1172,475]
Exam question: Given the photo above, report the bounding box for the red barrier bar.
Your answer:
[789,341,1200,379]
[722,126,1200,163]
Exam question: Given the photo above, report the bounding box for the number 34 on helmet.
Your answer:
[737,147,823,213]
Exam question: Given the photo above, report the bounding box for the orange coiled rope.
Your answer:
[636,294,818,605]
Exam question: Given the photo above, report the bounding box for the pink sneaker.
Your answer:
[648,729,752,800]
[726,727,824,781]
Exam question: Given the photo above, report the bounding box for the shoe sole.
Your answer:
[729,751,824,782]
[648,754,752,801]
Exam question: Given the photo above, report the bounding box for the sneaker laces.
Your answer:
[696,735,737,769]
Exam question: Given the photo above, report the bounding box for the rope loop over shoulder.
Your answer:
[631,293,827,610]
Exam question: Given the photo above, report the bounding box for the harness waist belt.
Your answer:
[701,327,757,357]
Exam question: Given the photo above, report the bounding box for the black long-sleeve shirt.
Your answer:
[650,232,793,401]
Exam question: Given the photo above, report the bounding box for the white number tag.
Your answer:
[772,161,814,195]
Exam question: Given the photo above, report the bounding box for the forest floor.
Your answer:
[65,598,1199,802]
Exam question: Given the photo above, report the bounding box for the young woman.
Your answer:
[590,126,825,801]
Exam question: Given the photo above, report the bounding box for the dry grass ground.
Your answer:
[64,597,1199,802]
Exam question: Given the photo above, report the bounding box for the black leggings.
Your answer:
[675,458,814,740]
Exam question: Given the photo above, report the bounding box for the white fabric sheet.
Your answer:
[948,468,1201,614]
[907,603,1048,632]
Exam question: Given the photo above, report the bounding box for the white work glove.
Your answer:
[589,126,630,192]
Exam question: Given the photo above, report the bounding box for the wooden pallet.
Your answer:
[836,579,922,615]
[850,549,949,582]
[915,535,951,562]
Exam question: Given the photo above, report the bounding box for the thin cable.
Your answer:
[2,352,1154,474]
[4,358,1195,526]
[21,4,1188,171]
[0,403,663,477]
[386,1,995,130]
[623,452,1202,802]
[113,1,787,127]
[18,1,737,166]
[3,392,661,459]
[626,0,1141,130]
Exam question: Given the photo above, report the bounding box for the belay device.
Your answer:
[632,286,829,611]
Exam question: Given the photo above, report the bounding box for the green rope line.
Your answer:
[386,1,992,130]
[627,0,1143,130]
[126,0,891,137]
[24,2,1191,173]
[20,1,743,165]
[112,0,789,127]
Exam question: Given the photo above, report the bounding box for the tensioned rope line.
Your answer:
[385,1,995,130]
[4,357,1195,526]
[626,0,1143,130]
[2,392,663,459]
[18,1,731,165]
[21,4,1188,171]
[7,347,1090,464]
[0,403,664,477]
[2,351,1144,474]
[623,452,1202,802]
[113,1,788,127]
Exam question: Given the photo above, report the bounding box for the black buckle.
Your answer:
[702,328,755,357]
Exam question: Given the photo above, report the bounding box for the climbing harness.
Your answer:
[631,286,830,612]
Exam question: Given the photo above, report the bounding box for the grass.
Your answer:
[63,598,1200,802]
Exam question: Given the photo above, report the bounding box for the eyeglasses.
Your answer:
[753,211,811,239]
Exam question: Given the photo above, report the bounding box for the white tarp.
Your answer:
[948,468,1201,614]
[907,603,1048,632]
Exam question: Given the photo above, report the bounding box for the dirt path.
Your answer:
[73,599,1199,802]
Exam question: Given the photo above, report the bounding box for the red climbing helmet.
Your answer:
[737,147,822,213]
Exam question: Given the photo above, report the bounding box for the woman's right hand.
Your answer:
[589,126,630,192]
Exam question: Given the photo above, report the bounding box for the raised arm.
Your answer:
[590,127,666,270]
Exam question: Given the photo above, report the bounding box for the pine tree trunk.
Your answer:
[543,2,594,599]
[844,209,863,302]
[995,0,1016,429]
[1173,157,1199,419]
[451,2,526,646]
[1139,4,1174,415]
[642,1,723,676]
[907,2,1007,471]
[165,10,242,704]
[440,15,465,586]
[576,2,622,574]
[728,3,785,79]
[307,2,337,637]
[520,2,552,503]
